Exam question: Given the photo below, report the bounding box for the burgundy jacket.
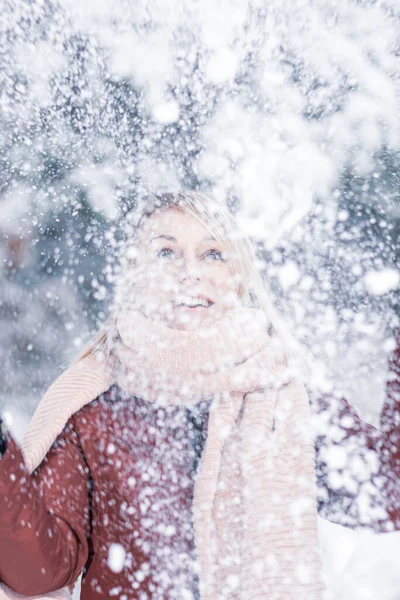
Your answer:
[0,385,210,599]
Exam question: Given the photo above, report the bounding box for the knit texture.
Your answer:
[1,307,326,600]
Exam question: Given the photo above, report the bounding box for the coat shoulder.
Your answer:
[70,383,131,437]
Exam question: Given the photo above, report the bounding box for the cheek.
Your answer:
[136,263,178,296]
[208,267,238,296]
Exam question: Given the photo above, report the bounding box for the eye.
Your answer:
[156,247,176,259]
[202,248,226,262]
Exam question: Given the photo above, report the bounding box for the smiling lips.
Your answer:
[174,295,214,308]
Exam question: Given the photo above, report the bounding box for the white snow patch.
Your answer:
[325,445,348,470]
[152,100,180,124]
[319,517,400,600]
[364,268,400,296]
[107,543,126,573]
[278,261,301,289]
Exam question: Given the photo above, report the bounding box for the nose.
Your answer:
[178,256,202,283]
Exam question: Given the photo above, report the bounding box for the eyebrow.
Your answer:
[149,234,177,243]
[200,235,217,243]
[148,234,217,244]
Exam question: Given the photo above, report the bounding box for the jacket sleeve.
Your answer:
[310,327,400,532]
[379,327,400,529]
[0,417,91,596]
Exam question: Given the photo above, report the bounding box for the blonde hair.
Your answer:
[67,190,311,379]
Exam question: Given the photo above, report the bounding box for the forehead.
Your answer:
[138,207,217,244]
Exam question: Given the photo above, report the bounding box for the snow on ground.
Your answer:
[319,517,400,600]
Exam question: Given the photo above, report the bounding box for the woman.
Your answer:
[0,191,325,600]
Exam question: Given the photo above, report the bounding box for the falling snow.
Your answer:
[0,0,399,599]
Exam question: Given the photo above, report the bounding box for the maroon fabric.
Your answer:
[0,385,210,599]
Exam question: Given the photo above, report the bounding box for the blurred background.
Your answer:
[0,1,399,598]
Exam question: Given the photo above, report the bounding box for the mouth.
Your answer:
[173,295,214,309]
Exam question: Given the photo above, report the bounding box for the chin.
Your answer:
[173,312,220,331]
[171,322,193,331]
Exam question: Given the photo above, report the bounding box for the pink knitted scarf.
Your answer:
[2,307,325,600]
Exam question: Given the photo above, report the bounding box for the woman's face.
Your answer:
[128,207,242,330]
